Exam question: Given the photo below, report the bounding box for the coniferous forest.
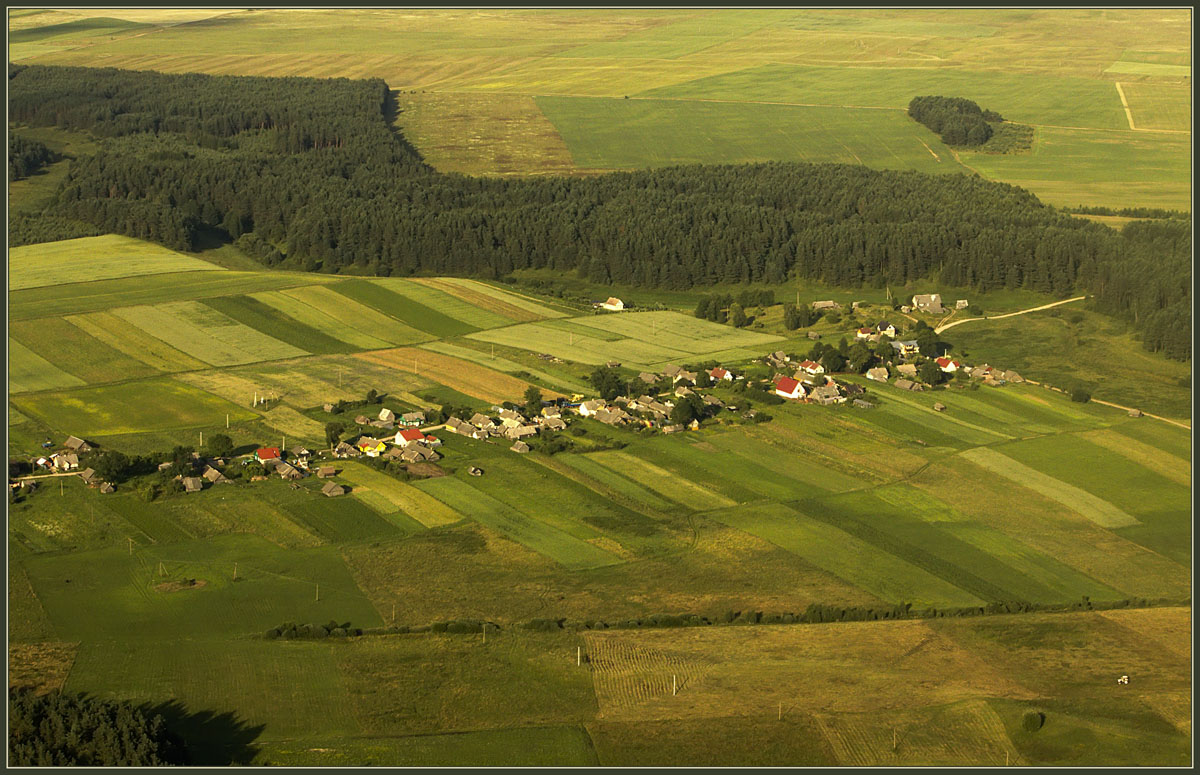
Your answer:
[8,65,1191,359]
[907,96,1002,147]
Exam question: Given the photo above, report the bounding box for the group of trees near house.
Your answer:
[907,96,1001,147]
[8,65,1189,359]
[9,134,57,181]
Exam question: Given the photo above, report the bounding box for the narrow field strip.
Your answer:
[251,290,393,350]
[9,234,222,290]
[414,476,622,569]
[1078,429,1190,488]
[279,285,431,345]
[112,302,298,366]
[202,295,358,355]
[876,388,1014,442]
[335,463,461,527]
[439,278,572,318]
[9,338,88,393]
[467,321,691,366]
[259,406,328,444]
[704,431,864,495]
[355,347,554,404]
[417,340,594,394]
[10,318,159,385]
[410,277,552,322]
[167,300,309,362]
[587,450,736,511]
[553,454,682,514]
[63,311,218,373]
[367,277,514,329]
[330,279,479,338]
[712,502,983,608]
[959,447,1139,528]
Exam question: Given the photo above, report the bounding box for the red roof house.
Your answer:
[255,447,281,462]
[797,360,825,375]
[935,357,962,373]
[709,367,732,381]
[395,428,427,446]
[774,375,805,400]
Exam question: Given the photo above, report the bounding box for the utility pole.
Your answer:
[893,728,897,752]
[226,413,229,429]
[128,537,133,555]
[315,583,319,602]
[391,603,396,624]
[576,646,581,666]
[672,674,677,696]
[233,562,238,581]
[199,431,203,448]
[778,701,782,721]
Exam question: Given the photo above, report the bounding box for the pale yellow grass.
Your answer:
[1078,428,1190,487]
[8,642,79,695]
[582,619,1036,722]
[355,346,557,404]
[260,406,327,444]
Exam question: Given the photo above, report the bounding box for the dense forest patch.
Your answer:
[7,65,1190,359]
[908,95,1001,147]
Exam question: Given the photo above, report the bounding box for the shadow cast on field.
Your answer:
[140,699,265,766]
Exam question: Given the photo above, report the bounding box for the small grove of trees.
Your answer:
[694,289,774,325]
[589,365,626,401]
[8,688,186,766]
[1070,385,1092,403]
[782,302,815,330]
[908,96,1000,147]
[523,384,543,411]
[9,134,57,181]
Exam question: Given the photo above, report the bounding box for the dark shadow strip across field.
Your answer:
[710,502,982,608]
[329,279,480,338]
[553,453,682,514]
[104,498,195,545]
[202,295,358,354]
[282,497,405,544]
[413,476,623,570]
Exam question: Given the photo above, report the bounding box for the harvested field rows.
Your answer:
[9,338,86,393]
[9,235,221,290]
[435,278,571,318]
[414,476,621,570]
[113,301,306,366]
[331,280,478,338]
[355,347,554,404]
[586,451,735,511]
[64,311,208,372]
[336,463,462,527]
[588,637,714,713]
[10,318,158,385]
[369,278,514,329]
[418,341,593,394]
[960,448,1138,528]
[202,295,357,354]
[1079,428,1190,487]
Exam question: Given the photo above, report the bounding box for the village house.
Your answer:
[661,364,683,380]
[865,367,889,382]
[399,411,425,427]
[578,399,606,417]
[498,409,526,428]
[765,350,791,368]
[812,300,840,311]
[333,441,360,458]
[809,384,846,406]
[855,327,875,341]
[807,331,821,340]
[182,476,204,493]
[540,405,562,419]
[542,416,568,431]
[316,465,337,478]
[401,446,440,463]
[503,424,540,440]
[598,297,624,311]
[323,403,335,413]
[674,385,694,398]
[702,394,725,409]
[369,418,394,430]
[355,437,388,457]
[912,294,944,314]
[637,372,659,385]
[354,415,370,425]
[900,305,912,313]
[876,321,897,338]
[896,363,919,379]
[935,357,963,373]
[289,445,310,461]
[443,417,471,436]
[673,370,697,386]
[606,361,621,368]
[275,462,304,480]
[933,402,947,412]
[255,447,282,464]
[52,452,80,471]
[774,375,806,400]
[469,412,497,430]
[956,299,969,309]
[379,407,396,423]
[510,440,531,454]
[202,466,231,485]
[853,398,875,409]
[322,482,345,497]
[796,359,825,376]
[79,467,98,485]
[894,378,924,392]
[709,366,734,382]
[99,482,115,494]
[662,424,684,434]
[64,436,93,453]
[394,428,429,447]
[890,340,920,358]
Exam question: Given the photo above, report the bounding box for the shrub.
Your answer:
[1070,385,1092,403]
[430,621,449,633]
[1022,711,1046,732]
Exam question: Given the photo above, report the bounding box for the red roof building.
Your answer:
[935,357,962,372]
[709,367,732,381]
[774,375,805,399]
[797,360,825,375]
[255,447,281,462]
[395,428,427,446]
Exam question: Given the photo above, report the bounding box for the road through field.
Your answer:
[934,296,1087,334]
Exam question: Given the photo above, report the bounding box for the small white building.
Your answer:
[956,299,969,310]
[599,297,624,311]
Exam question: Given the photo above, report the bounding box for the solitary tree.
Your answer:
[919,359,943,385]
[523,384,543,411]
[205,433,234,458]
[1070,385,1092,403]
[325,422,344,447]
[782,303,801,330]
[729,302,747,328]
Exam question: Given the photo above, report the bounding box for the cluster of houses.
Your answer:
[442,404,567,453]
[895,293,968,315]
[772,364,869,408]
[34,435,92,473]
[332,405,426,433]
[330,408,445,462]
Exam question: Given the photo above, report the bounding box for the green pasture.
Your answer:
[8,477,142,554]
[807,487,1123,604]
[711,502,982,608]
[554,452,689,514]
[469,321,686,366]
[12,377,257,437]
[640,63,1130,130]
[250,290,391,350]
[9,234,222,291]
[279,285,430,345]
[538,97,965,173]
[202,295,358,355]
[958,447,1138,529]
[9,338,87,394]
[859,386,1015,446]
[283,495,408,544]
[64,311,209,372]
[113,300,307,366]
[1105,61,1191,77]
[589,715,834,767]
[413,475,622,570]
[633,437,799,504]
[586,450,736,511]
[367,278,515,330]
[575,310,783,355]
[962,126,1191,211]
[334,462,463,528]
[1120,81,1191,131]
[1110,418,1192,461]
[330,279,478,338]
[553,9,778,60]
[10,317,159,385]
[9,270,335,321]
[836,396,965,451]
[950,309,1191,421]
[704,429,868,494]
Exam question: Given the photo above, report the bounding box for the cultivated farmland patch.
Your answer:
[277,285,429,345]
[9,338,87,394]
[202,295,358,354]
[8,234,222,291]
[410,277,564,322]
[368,278,514,329]
[335,463,462,527]
[250,290,392,350]
[330,279,478,338]
[63,311,210,372]
[355,347,554,404]
[10,318,158,386]
[959,447,1138,529]
[113,301,307,366]
[586,450,735,511]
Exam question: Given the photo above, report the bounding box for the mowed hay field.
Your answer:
[8,234,222,290]
[355,347,557,404]
[15,8,1187,209]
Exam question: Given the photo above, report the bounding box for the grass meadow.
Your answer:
[8,235,222,291]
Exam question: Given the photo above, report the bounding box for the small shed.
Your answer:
[64,436,93,453]
[316,465,337,478]
[323,403,335,413]
[1128,408,1143,418]
[78,467,98,485]
[379,407,396,423]
[182,477,204,493]
[852,399,874,409]
[99,482,115,494]
[510,440,530,454]
[321,481,345,498]
[468,466,484,476]
[806,331,821,340]
[933,402,947,412]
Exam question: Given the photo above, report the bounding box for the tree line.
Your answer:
[907,95,1001,147]
[8,65,1189,359]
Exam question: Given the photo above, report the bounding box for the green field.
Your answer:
[1121,82,1192,131]
[10,317,160,386]
[539,98,965,173]
[202,295,359,355]
[368,278,516,330]
[334,462,463,528]
[112,301,308,367]
[9,234,222,290]
[330,280,480,339]
[12,378,257,437]
[9,338,87,394]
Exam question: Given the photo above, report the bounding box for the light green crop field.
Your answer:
[1105,61,1192,77]
[8,235,223,291]
[10,317,159,386]
[434,278,573,319]
[1121,82,1192,131]
[279,285,432,345]
[329,280,479,339]
[335,462,462,528]
[9,338,87,394]
[538,97,965,173]
[366,278,515,329]
[112,301,307,367]
[11,377,257,437]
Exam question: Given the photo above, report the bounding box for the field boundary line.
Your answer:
[1114,82,1137,131]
